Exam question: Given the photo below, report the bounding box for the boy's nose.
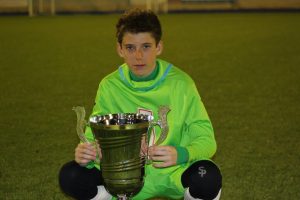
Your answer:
[135,49,143,59]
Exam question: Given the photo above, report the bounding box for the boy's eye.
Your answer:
[125,45,135,51]
[143,44,151,49]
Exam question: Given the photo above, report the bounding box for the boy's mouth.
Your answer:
[134,64,146,67]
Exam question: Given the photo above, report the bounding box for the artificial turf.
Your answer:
[0,12,299,199]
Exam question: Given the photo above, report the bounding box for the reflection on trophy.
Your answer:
[73,106,170,200]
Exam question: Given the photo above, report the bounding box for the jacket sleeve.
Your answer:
[181,82,217,163]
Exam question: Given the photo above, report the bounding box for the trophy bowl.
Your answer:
[89,113,153,199]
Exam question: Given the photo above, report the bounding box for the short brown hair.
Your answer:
[116,8,162,45]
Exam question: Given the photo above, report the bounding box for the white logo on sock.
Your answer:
[198,166,206,177]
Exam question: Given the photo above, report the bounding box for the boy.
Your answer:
[59,8,222,200]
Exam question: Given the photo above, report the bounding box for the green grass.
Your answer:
[0,13,299,199]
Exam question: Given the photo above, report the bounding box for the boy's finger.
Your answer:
[153,161,170,168]
[151,155,168,162]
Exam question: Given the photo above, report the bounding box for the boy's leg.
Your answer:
[58,160,106,200]
[131,160,221,200]
[132,167,185,200]
[184,188,221,200]
[182,160,222,200]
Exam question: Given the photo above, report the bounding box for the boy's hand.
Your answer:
[75,142,102,167]
[148,145,177,168]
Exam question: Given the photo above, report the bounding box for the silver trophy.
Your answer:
[73,106,170,200]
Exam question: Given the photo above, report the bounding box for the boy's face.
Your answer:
[117,32,163,77]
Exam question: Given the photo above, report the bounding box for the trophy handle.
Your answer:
[73,106,100,164]
[155,105,171,145]
[147,105,171,146]
[72,106,88,143]
[145,106,170,164]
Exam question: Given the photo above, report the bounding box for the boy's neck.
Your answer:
[129,64,159,82]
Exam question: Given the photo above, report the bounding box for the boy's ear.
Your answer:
[156,41,163,56]
[117,43,124,58]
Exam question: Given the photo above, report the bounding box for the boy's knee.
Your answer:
[182,160,222,200]
[58,161,81,192]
